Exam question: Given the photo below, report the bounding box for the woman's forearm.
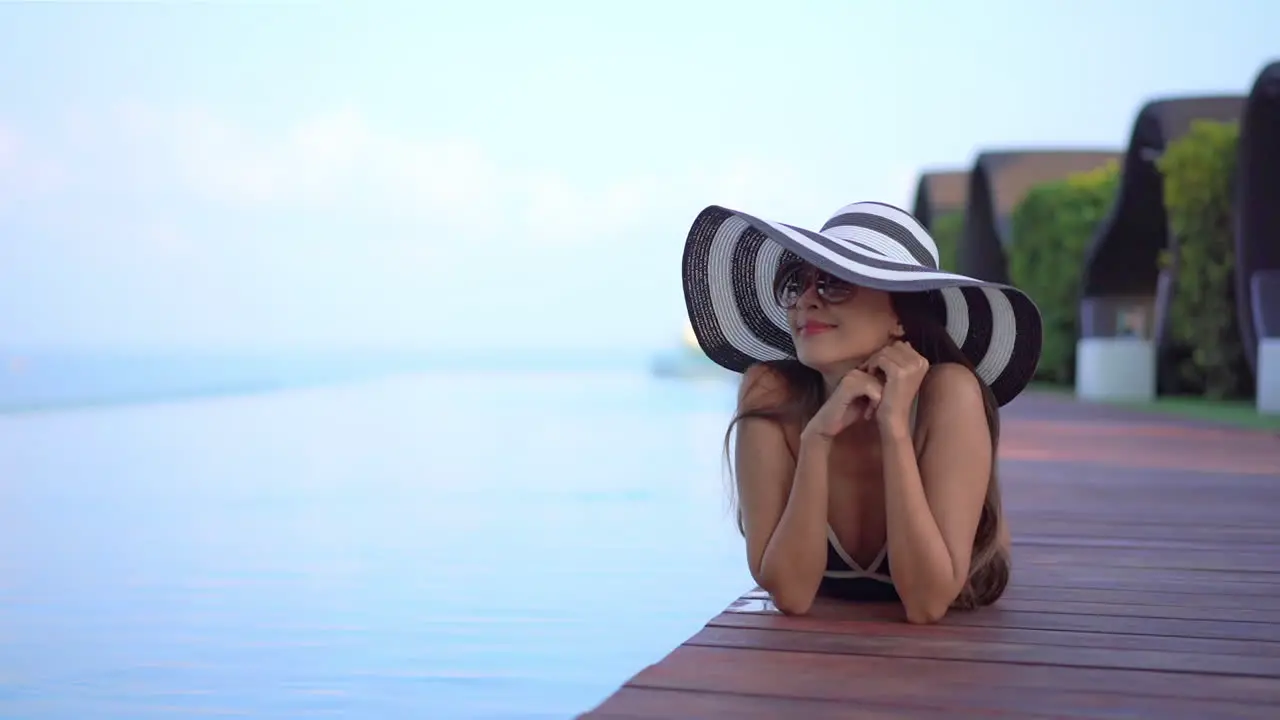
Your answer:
[757,432,833,615]
[881,427,959,623]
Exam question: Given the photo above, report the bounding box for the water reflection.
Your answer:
[0,370,751,719]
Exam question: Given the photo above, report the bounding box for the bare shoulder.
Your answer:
[915,362,990,446]
[738,362,792,411]
[918,362,986,416]
[735,362,802,458]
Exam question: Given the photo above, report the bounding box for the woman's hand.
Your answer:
[802,368,884,443]
[863,341,930,437]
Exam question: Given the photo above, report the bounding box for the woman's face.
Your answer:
[774,261,903,374]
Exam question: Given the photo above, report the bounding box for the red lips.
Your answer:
[798,321,836,336]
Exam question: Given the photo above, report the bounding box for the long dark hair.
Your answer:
[721,289,1010,610]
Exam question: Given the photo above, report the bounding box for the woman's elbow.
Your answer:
[770,591,815,616]
[758,572,818,616]
[900,584,958,624]
[904,601,949,625]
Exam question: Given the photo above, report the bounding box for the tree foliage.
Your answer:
[1156,119,1250,399]
[930,210,963,272]
[1009,161,1121,384]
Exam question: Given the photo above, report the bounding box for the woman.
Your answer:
[679,201,1043,624]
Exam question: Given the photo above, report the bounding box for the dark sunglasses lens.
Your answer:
[816,276,854,302]
[776,268,804,307]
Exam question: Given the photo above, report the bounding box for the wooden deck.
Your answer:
[581,392,1280,719]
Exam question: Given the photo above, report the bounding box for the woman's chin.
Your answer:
[795,348,860,376]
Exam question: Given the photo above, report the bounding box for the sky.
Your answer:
[0,0,1276,353]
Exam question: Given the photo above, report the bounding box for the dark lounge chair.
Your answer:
[957,150,1120,285]
[1237,62,1280,413]
[1076,95,1244,401]
[911,170,969,231]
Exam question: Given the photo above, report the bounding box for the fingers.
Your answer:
[881,340,914,364]
[832,368,883,420]
[863,349,902,380]
[834,368,879,397]
[864,341,927,379]
[862,382,883,419]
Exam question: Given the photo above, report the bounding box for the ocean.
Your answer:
[0,356,753,718]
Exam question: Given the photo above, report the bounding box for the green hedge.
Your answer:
[1156,119,1250,399]
[930,210,963,271]
[1008,161,1121,384]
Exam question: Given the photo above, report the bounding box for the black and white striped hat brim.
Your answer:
[680,201,1043,407]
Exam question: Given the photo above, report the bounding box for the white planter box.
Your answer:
[1075,337,1157,402]
[1257,338,1280,415]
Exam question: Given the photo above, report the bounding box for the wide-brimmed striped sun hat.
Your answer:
[681,201,1043,406]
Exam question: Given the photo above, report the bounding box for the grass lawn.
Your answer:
[1026,381,1280,431]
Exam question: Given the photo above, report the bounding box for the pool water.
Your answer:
[0,369,752,718]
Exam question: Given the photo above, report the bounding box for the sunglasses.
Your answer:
[773,263,858,309]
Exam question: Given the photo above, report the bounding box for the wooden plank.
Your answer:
[689,625,1280,677]
[1013,532,1280,548]
[1013,547,1280,573]
[577,391,1280,718]
[724,597,1280,642]
[588,687,969,719]
[628,646,1280,712]
[991,598,1280,623]
[1002,584,1280,611]
[710,611,1280,657]
[1009,573,1280,598]
[1009,565,1280,590]
[736,586,1280,621]
[996,447,1280,475]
